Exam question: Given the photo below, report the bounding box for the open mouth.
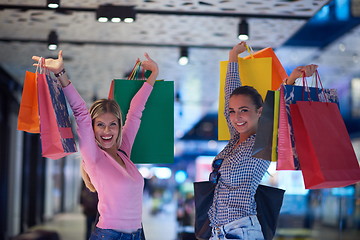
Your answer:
[236,122,246,126]
[101,136,113,141]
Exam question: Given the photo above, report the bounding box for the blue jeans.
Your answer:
[89,227,144,240]
[210,215,264,240]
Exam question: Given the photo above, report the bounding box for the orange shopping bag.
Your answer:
[243,47,287,91]
[17,71,40,133]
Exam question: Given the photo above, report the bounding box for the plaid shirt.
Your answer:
[208,62,270,227]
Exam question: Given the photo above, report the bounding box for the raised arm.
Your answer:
[286,64,318,85]
[224,42,247,139]
[32,51,100,164]
[119,53,157,156]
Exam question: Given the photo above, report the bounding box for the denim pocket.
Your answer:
[224,227,244,239]
[245,229,264,240]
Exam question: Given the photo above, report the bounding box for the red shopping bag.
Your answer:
[277,73,339,170]
[37,70,77,159]
[17,71,40,133]
[290,101,360,189]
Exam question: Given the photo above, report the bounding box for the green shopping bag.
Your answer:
[109,78,174,164]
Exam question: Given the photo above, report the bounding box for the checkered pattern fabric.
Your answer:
[208,62,270,227]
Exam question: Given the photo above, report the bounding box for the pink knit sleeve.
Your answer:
[62,83,102,165]
[120,82,153,157]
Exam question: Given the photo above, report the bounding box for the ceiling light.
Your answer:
[111,17,121,23]
[124,17,134,23]
[48,30,58,51]
[98,17,108,23]
[178,47,189,66]
[238,19,249,41]
[47,0,60,9]
[96,5,136,23]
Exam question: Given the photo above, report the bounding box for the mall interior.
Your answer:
[1,0,360,240]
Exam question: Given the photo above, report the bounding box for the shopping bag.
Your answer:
[252,90,279,161]
[271,90,280,161]
[255,185,285,240]
[193,181,285,240]
[277,83,339,170]
[291,101,360,189]
[17,71,40,133]
[277,85,297,170]
[243,47,288,91]
[193,181,215,240]
[37,70,77,159]
[109,79,174,164]
[218,46,287,140]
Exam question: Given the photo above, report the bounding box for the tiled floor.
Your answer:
[30,200,179,240]
[27,201,359,240]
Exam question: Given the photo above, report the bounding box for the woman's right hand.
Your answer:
[32,50,64,74]
[229,41,247,62]
[33,50,70,87]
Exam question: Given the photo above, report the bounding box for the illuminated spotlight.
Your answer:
[238,19,249,41]
[124,17,134,23]
[178,47,189,66]
[98,17,108,23]
[111,17,121,23]
[96,4,136,23]
[48,30,58,51]
[47,0,60,9]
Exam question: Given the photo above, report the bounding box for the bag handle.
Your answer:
[314,70,328,103]
[127,59,145,80]
[38,57,45,74]
[37,57,52,76]
[245,44,255,59]
[301,70,328,103]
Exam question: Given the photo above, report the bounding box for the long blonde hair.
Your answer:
[81,99,123,192]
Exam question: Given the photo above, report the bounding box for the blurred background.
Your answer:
[1,0,360,239]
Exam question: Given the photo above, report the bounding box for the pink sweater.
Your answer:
[63,82,153,231]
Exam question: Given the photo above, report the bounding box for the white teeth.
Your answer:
[236,122,245,126]
[102,136,112,140]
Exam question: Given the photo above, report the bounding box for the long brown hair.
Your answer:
[81,99,123,192]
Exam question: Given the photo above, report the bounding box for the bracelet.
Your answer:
[284,78,296,85]
[54,68,66,77]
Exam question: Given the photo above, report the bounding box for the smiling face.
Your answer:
[229,94,262,142]
[90,99,123,150]
[93,112,120,150]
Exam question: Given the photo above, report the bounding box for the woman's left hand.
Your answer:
[142,53,158,73]
[142,53,158,86]
[287,64,318,85]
